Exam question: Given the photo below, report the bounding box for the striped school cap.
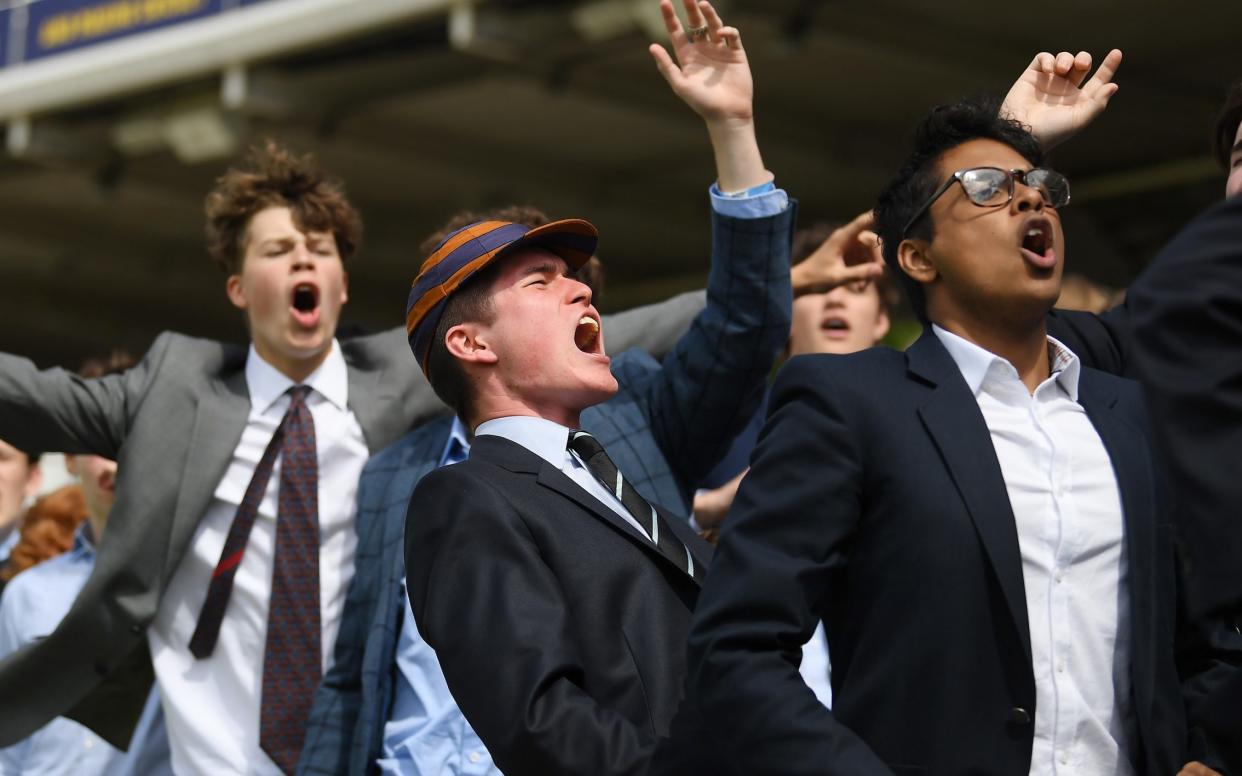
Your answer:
[405,218,598,376]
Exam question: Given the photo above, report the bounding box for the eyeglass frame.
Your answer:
[901,166,1071,237]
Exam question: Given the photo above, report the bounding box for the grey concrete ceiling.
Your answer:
[1,0,1235,367]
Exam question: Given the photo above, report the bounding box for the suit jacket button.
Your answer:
[1009,707,1031,725]
[129,624,142,635]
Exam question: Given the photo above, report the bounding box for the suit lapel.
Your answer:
[908,333,1032,661]
[165,367,250,582]
[472,436,702,586]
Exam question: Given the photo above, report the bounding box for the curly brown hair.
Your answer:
[205,140,363,275]
[0,485,87,583]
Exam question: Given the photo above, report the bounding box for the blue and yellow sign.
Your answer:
[26,0,222,60]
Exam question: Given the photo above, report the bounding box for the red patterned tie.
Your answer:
[188,385,320,774]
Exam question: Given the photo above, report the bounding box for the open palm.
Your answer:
[649,0,753,122]
[1001,49,1122,150]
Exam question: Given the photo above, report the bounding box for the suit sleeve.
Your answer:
[636,206,795,489]
[686,357,892,775]
[603,290,707,361]
[405,467,656,776]
[1126,194,1242,619]
[0,333,166,459]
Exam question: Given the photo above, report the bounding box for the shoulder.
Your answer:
[364,418,451,474]
[775,347,907,396]
[1081,367,1147,415]
[339,327,413,370]
[143,331,246,373]
[0,553,83,630]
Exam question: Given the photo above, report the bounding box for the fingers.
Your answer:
[1085,48,1123,92]
[1031,51,1055,73]
[700,0,724,43]
[648,43,683,89]
[658,0,683,38]
[828,210,879,248]
[682,0,704,30]
[719,26,741,50]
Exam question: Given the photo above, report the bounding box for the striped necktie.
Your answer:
[567,430,703,583]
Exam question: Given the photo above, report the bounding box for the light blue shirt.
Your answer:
[0,525,125,776]
[380,184,785,774]
[0,529,17,566]
[380,417,498,776]
[0,526,172,776]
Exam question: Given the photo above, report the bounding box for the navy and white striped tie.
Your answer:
[568,430,702,582]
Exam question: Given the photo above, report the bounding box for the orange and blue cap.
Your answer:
[405,218,598,376]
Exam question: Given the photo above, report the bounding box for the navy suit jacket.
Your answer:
[299,205,794,774]
[687,330,1212,776]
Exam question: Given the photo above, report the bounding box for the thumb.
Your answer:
[648,44,683,90]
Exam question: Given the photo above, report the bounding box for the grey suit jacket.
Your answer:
[0,292,703,749]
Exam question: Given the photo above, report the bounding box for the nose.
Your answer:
[567,276,592,307]
[1012,179,1045,213]
[291,242,315,269]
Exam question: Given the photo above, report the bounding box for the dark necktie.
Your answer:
[567,430,703,582]
[188,385,320,774]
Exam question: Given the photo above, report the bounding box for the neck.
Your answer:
[253,342,332,385]
[934,312,1050,394]
[473,405,582,432]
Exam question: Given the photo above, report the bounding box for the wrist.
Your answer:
[707,118,767,193]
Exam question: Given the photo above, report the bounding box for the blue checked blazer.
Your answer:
[298,205,796,774]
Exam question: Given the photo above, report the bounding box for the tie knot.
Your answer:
[567,429,605,460]
[288,385,312,405]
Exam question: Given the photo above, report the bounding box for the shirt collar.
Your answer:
[245,339,349,414]
[931,324,1081,401]
[439,416,473,468]
[72,520,98,559]
[474,416,572,469]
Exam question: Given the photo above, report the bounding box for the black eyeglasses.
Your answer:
[902,167,1071,236]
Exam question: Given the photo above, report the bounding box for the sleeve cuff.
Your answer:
[709,181,790,219]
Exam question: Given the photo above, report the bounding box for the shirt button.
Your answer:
[469,752,481,764]
[1054,570,1064,583]
[1057,661,1066,673]
[1059,753,1069,765]
[84,737,94,749]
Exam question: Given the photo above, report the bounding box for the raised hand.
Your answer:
[1000,49,1123,151]
[648,0,752,124]
[647,0,767,191]
[791,211,886,297]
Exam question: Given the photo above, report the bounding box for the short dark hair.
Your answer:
[425,263,501,425]
[205,140,363,275]
[873,97,1044,323]
[1212,79,1242,172]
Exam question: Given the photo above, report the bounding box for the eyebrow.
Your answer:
[520,260,564,278]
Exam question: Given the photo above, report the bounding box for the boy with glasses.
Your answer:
[686,51,1229,775]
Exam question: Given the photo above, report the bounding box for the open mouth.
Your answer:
[574,314,601,354]
[1019,217,1057,269]
[291,282,321,327]
[821,316,852,337]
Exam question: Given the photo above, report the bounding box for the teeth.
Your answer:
[578,316,598,332]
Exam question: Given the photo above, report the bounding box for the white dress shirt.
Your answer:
[148,342,368,775]
[475,416,653,542]
[933,325,1136,776]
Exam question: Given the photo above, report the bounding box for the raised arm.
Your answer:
[633,1,794,490]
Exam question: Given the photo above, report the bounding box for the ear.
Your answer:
[225,274,247,311]
[445,322,499,366]
[340,271,350,306]
[897,238,938,285]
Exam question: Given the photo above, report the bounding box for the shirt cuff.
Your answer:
[709,181,789,219]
